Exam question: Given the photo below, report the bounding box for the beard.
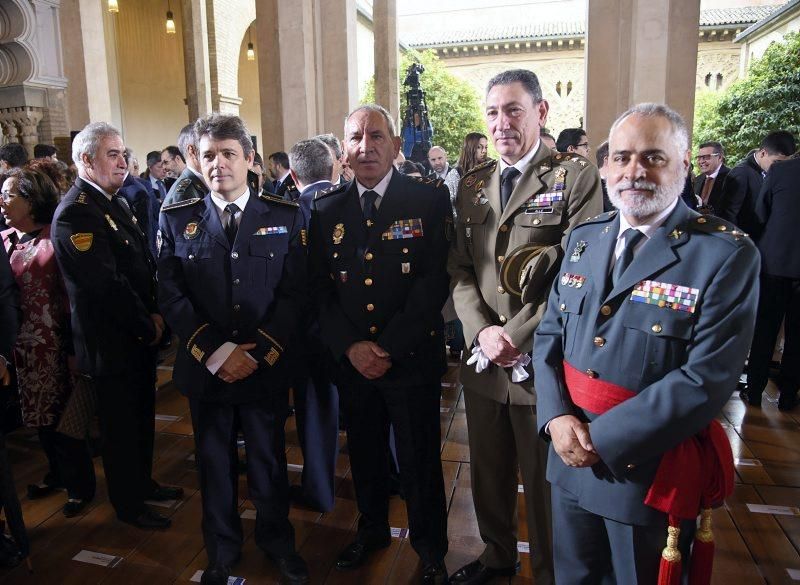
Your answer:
[607,173,684,220]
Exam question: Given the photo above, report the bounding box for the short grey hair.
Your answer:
[72,122,122,169]
[486,69,543,103]
[314,133,343,160]
[289,138,334,186]
[344,104,397,137]
[177,123,196,159]
[194,113,254,157]
[609,103,690,154]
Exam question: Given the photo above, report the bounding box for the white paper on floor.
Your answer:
[746,503,800,516]
[73,550,123,568]
[190,570,246,584]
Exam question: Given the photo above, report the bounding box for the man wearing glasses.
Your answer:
[555,128,590,158]
[692,141,729,213]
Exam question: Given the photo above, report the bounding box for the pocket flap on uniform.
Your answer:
[622,302,694,340]
[559,288,585,315]
[514,209,563,227]
[249,235,286,258]
[174,241,212,259]
[462,203,491,225]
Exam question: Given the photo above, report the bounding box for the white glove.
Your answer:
[511,353,531,383]
[466,345,490,373]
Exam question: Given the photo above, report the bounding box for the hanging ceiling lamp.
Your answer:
[165,1,176,34]
[247,27,255,61]
[108,0,119,13]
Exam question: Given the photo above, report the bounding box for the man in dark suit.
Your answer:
[718,131,796,235]
[119,151,159,257]
[51,122,181,530]
[285,138,340,513]
[158,113,309,585]
[692,141,729,214]
[745,153,800,410]
[163,125,210,207]
[534,104,759,583]
[267,152,298,201]
[309,104,450,584]
[0,246,19,386]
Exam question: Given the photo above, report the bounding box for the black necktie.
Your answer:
[362,190,378,223]
[500,167,520,210]
[612,228,645,287]
[224,203,240,245]
[112,194,132,216]
[156,180,166,200]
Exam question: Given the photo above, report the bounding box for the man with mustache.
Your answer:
[533,103,760,582]
[448,69,602,585]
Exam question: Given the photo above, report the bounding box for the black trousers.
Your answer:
[748,274,800,396]
[339,380,447,564]
[94,350,157,519]
[190,392,295,566]
[37,428,95,500]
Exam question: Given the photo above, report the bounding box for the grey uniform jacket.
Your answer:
[533,201,759,526]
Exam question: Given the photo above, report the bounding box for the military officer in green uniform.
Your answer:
[448,69,603,585]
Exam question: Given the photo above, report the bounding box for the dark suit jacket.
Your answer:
[753,157,800,278]
[692,164,729,211]
[534,201,759,525]
[158,191,306,403]
[119,174,159,257]
[719,154,764,233]
[309,169,451,388]
[0,245,19,361]
[51,178,159,376]
[270,174,298,202]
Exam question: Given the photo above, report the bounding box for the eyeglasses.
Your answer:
[695,154,720,162]
[575,142,590,149]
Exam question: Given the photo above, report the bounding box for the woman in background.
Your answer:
[0,168,95,518]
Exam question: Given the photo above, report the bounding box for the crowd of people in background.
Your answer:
[0,64,797,585]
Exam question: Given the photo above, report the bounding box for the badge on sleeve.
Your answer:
[70,233,93,252]
[184,222,199,239]
[333,223,345,245]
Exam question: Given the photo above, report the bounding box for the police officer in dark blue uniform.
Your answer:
[286,137,340,512]
[51,122,181,530]
[309,104,450,585]
[534,104,760,583]
[158,114,309,585]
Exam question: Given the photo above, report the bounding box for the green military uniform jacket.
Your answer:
[448,143,603,404]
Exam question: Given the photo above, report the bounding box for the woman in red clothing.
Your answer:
[0,168,95,517]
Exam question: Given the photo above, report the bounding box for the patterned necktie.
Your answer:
[224,203,240,245]
[612,228,645,287]
[362,190,378,223]
[500,167,521,210]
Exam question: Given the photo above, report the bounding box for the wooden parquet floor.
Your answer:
[1,352,799,584]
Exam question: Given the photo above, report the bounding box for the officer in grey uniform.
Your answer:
[448,69,602,585]
[533,103,760,583]
[163,123,209,207]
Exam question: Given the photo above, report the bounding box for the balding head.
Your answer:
[428,145,448,175]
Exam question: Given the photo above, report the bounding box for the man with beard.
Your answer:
[533,103,760,582]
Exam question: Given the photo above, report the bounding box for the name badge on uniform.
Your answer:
[254,226,287,236]
[382,218,424,240]
[630,280,699,314]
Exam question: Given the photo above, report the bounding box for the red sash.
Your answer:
[562,360,734,517]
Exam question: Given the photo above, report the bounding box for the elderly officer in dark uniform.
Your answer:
[51,122,181,530]
[309,104,450,584]
[162,123,210,207]
[533,103,759,583]
[286,137,339,512]
[448,69,602,585]
[158,114,308,585]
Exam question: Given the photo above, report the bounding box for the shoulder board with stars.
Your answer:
[460,159,498,190]
[259,193,299,207]
[161,197,202,212]
[314,183,348,200]
[409,175,444,188]
[576,209,618,228]
[552,153,590,168]
[688,214,749,243]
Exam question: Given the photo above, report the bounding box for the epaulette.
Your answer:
[688,214,749,243]
[410,175,444,188]
[314,183,348,200]
[175,178,192,193]
[162,197,202,212]
[576,209,618,227]
[75,192,88,204]
[259,193,299,207]
[460,159,498,191]
[463,159,497,179]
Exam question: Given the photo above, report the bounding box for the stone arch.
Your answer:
[0,0,35,86]
[208,0,256,113]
